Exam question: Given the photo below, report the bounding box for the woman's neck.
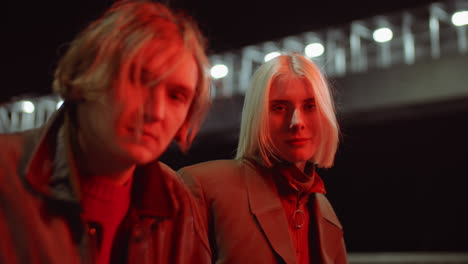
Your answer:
[294,161,306,172]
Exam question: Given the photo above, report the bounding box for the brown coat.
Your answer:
[179,159,348,264]
[0,110,211,264]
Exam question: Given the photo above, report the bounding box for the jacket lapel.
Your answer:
[313,193,343,263]
[243,161,296,264]
[132,162,178,218]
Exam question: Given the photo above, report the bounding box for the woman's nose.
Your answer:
[289,109,305,129]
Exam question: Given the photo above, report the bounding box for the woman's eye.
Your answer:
[271,105,286,112]
[305,103,316,111]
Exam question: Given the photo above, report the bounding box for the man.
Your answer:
[0,1,211,263]
[179,53,348,263]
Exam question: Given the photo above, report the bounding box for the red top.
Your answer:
[79,176,133,264]
[273,163,326,264]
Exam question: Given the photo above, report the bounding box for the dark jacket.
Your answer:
[178,159,348,264]
[0,110,211,264]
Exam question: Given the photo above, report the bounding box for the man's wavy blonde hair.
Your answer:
[53,0,211,151]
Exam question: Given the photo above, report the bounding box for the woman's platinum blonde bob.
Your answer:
[236,53,339,168]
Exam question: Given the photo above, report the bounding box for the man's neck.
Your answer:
[72,131,136,186]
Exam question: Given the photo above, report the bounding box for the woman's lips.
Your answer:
[285,138,310,146]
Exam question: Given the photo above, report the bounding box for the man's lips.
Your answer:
[141,130,158,141]
[127,127,159,141]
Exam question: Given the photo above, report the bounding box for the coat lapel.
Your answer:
[313,193,344,263]
[243,161,296,264]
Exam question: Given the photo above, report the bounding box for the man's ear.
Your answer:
[174,124,189,153]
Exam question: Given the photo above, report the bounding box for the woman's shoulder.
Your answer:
[181,159,243,172]
[178,159,252,184]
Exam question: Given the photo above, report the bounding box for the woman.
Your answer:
[179,53,347,263]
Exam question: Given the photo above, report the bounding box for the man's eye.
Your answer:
[170,92,188,103]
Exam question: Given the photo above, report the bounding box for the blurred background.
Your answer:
[4,0,468,262]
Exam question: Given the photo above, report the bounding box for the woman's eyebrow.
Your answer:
[270,99,290,104]
[170,84,194,96]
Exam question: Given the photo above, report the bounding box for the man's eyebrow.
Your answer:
[140,69,157,81]
[162,82,193,100]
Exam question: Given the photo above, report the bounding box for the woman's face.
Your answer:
[268,75,320,164]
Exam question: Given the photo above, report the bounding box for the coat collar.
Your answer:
[313,193,343,263]
[243,160,297,264]
[131,162,179,218]
[21,106,178,219]
[22,107,81,206]
[243,159,343,264]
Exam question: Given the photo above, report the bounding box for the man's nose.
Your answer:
[144,89,166,122]
[289,108,305,129]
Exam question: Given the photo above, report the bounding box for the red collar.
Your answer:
[271,162,326,201]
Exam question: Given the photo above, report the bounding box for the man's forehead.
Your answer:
[142,46,181,73]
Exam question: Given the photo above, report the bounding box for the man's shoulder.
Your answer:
[140,161,212,257]
[0,129,42,167]
[0,132,25,155]
[150,161,187,191]
[157,161,179,178]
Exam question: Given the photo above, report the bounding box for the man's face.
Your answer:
[78,48,198,165]
[268,75,320,164]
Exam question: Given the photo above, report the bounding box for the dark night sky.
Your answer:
[4,0,438,103]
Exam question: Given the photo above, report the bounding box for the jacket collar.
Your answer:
[243,160,297,264]
[22,107,81,206]
[21,106,178,218]
[243,159,343,264]
[313,193,344,263]
[131,162,178,218]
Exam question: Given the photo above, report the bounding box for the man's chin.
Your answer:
[123,146,162,165]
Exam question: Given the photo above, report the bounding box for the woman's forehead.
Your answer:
[269,75,314,99]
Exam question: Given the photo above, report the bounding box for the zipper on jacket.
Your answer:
[293,193,306,261]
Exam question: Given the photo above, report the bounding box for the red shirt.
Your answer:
[273,163,326,264]
[79,176,133,264]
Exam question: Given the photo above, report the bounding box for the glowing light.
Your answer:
[264,52,281,62]
[305,43,325,58]
[452,11,468,26]
[21,101,35,113]
[373,27,393,43]
[210,64,229,79]
[56,100,64,109]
